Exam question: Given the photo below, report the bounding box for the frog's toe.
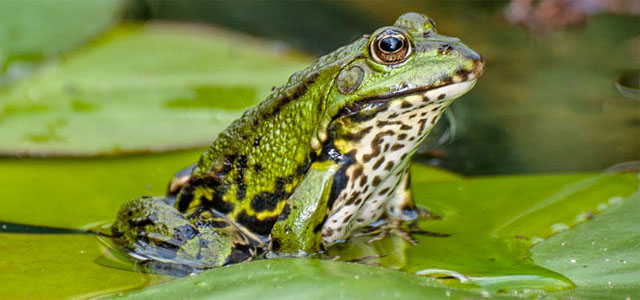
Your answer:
[416,206,442,220]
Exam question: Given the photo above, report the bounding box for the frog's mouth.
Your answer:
[335,78,478,119]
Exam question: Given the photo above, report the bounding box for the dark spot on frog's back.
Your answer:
[372,157,385,170]
[250,191,282,213]
[176,179,199,212]
[251,177,290,213]
[352,165,363,179]
[437,43,454,56]
[202,194,234,214]
[237,210,278,237]
[342,126,373,141]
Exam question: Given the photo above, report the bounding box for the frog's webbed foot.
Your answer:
[111,196,255,272]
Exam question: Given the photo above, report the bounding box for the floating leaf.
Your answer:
[0,0,125,68]
[0,233,170,299]
[0,24,311,156]
[330,172,639,294]
[0,149,203,228]
[109,259,500,300]
[531,189,640,299]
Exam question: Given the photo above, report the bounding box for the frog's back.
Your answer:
[173,39,367,237]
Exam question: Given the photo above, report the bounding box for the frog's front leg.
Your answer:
[367,168,446,244]
[386,168,440,223]
[269,161,341,256]
[112,196,247,269]
[385,168,417,222]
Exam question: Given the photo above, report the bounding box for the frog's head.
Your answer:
[312,12,484,151]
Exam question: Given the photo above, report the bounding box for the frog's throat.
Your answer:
[310,78,478,151]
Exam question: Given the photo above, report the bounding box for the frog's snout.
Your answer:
[472,56,485,78]
[435,41,484,82]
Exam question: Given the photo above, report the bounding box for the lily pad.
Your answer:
[1,149,638,298]
[0,149,204,229]
[330,171,639,294]
[112,169,639,299]
[0,233,170,299]
[0,0,125,69]
[111,259,512,300]
[0,23,310,156]
[0,153,459,299]
[531,187,640,299]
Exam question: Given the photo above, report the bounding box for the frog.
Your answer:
[111,12,484,272]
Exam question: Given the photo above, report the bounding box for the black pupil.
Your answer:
[379,36,403,52]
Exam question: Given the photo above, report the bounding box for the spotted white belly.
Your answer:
[321,80,477,245]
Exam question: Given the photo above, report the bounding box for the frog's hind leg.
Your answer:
[112,196,201,263]
[111,196,244,273]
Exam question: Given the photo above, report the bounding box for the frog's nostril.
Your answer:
[437,43,454,56]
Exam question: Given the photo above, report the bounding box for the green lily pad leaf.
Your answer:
[0,0,125,70]
[531,188,640,299]
[329,171,639,294]
[0,154,460,299]
[1,150,638,299]
[0,233,170,299]
[0,149,204,228]
[110,259,513,300]
[0,23,310,156]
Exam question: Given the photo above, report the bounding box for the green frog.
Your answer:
[111,12,484,272]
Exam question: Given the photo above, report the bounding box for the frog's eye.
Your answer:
[370,30,413,65]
